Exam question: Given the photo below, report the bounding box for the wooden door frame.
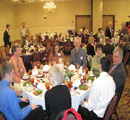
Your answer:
[103,15,115,30]
[75,15,91,32]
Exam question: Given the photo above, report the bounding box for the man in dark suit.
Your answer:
[109,47,126,107]
[3,24,11,48]
[103,37,114,55]
[70,37,87,68]
[118,22,127,40]
[3,24,11,56]
[105,21,114,39]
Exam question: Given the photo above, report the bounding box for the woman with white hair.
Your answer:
[45,65,71,120]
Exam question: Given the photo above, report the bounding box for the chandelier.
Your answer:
[43,1,56,13]
[11,0,34,4]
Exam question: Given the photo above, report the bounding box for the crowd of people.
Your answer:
[0,20,129,120]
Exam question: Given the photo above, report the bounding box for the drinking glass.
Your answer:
[29,70,32,76]
[83,75,86,82]
[67,81,72,89]
[30,77,34,85]
[37,64,40,69]
[46,83,50,91]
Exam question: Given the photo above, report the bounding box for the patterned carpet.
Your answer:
[112,66,130,120]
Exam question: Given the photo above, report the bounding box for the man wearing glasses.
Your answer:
[109,47,126,107]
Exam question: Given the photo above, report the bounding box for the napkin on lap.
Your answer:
[68,64,75,71]
[37,83,47,92]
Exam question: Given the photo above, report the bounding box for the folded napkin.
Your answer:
[78,66,83,74]
[43,65,50,72]
[37,83,47,92]
[68,64,75,72]
[30,49,34,53]
[32,68,38,76]
[73,79,81,88]
[21,49,26,53]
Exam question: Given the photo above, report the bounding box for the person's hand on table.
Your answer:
[85,97,89,102]
[21,98,29,103]
[81,101,86,106]
[31,105,39,110]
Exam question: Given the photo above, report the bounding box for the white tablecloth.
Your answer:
[22,85,91,111]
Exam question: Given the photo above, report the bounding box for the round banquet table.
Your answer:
[21,76,91,111]
[20,50,46,64]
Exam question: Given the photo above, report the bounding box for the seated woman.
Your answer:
[49,43,65,64]
[11,45,26,83]
[90,44,105,78]
[28,35,34,46]
[45,65,71,120]
[87,36,95,57]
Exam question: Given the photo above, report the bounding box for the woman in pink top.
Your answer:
[11,45,26,83]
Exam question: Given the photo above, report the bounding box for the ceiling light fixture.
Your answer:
[43,1,56,13]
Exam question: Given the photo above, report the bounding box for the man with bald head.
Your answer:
[118,22,127,40]
[105,21,114,39]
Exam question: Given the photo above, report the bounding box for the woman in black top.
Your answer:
[45,65,71,120]
[87,36,95,57]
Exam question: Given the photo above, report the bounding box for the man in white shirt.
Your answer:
[78,57,116,120]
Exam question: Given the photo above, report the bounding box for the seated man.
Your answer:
[0,62,44,120]
[70,37,87,68]
[78,57,116,120]
[11,45,26,83]
[109,47,126,107]
[103,37,115,56]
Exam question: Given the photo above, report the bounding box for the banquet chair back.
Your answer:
[33,51,41,62]
[54,35,58,40]
[0,49,4,64]
[103,95,118,120]
[59,33,62,37]
[32,52,41,67]
[55,108,82,120]
[0,111,6,120]
[5,47,9,56]
[45,35,49,40]
[66,40,72,49]
[106,54,113,63]
[123,52,129,64]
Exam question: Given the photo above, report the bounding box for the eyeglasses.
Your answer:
[113,55,119,58]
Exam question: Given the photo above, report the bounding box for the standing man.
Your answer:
[105,21,114,39]
[3,24,11,56]
[70,37,87,68]
[20,22,30,46]
[118,22,127,40]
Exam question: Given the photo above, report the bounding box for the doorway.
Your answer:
[75,15,91,33]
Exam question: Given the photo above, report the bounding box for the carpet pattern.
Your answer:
[112,69,130,120]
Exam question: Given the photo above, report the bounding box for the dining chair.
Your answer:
[32,51,41,68]
[103,95,118,120]
[0,111,6,120]
[123,52,129,75]
[106,54,113,63]
[0,49,4,64]
[5,47,9,56]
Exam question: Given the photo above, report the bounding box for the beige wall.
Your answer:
[93,0,103,33]
[0,1,17,46]
[103,0,130,31]
[1,0,130,46]
[15,1,91,38]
